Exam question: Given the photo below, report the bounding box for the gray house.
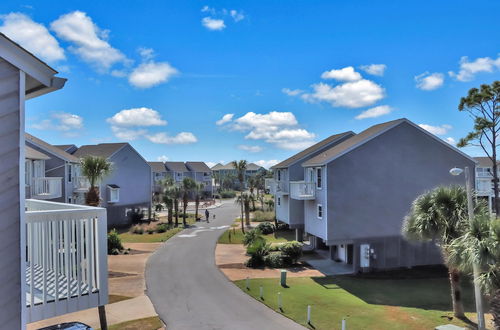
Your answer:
[149,161,168,194]
[70,143,152,227]
[185,161,213,196]
[270,131,355,239]
[165,161,190,184]
[290,118,475,273]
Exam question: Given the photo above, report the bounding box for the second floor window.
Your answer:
[68,164,72,182]
[316,168,322,188]
[278,170,281,181]
[317,204,323,219]
[278,197,281,206]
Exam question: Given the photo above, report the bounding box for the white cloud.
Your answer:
[157,155,169,162]
[359,64,386,76]
[0,13,65,63]
[201,6,216,14]
[230,10,245,22]
[110,126,147,141]
[128,61,178,88]
[32,112,83,131]
[303,79,385,108]
[238,145,262,153]
[415,72,444,91]
[222,111,316,150]
[418,124,452,136]
[50,11,126,71]
[321,66,362,82]
[216,113,234,125]
[355,105,393,120]
[254,159,279,169]
[202,17,226,30]
[282,88,303,96]
[107,107,167,127]
[449,55,500,82]
[206,161,217,168]
[146,132,198,144]
[445,137,456,145]
[138,47,154,60]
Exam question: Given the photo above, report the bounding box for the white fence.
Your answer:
[31,177,62,200]
[267,179,289,195]
[290,181,315,200]
[73,176,90,191]
[25,199,108,323]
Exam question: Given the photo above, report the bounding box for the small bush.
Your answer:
[257,222,275,235]
[220,190,237,198]
[127,208,145,223]
[246,237,270,268]
[107,229,123,254]
[243,228,262,246]
[253,211,275,222]
[156,223,168,233]
[279,241,303,263]
[275,222,289,231]
[265,251,292,268]
[147,228,155,234]
[131,225,144,235]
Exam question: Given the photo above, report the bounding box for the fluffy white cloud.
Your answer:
[32,112,83,131]
[146,132,198,144]
[254,159,279,169]
[107,107,167,127]
[216,113,234,125]
[303,79,385,108]
[230,10,245,22]
[157,155,169,162]
[282,88,303,96]
[355,105,393,120]
[0,13,65,63]
[138,47,154,60]
[110,126,147,141]
[50,11,126,71]
[128,61,178,88]
[321,66,362,82]
[415,72,444,91]
[359,64,386,76]
[238,145,262,153]
[202,17,226,30]
[220,111,316,150]
[419,124,452,136]
[449,55,500,82]
[445,137,456,145]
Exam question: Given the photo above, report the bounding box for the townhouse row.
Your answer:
[149,161,213,196]
[270,118,476,274]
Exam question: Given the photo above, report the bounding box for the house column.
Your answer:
[295,228,303,242]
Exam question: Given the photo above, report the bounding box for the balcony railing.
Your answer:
[74,176,90,192]
[30,177,63,200]
[290,181,315,200]
[267,179,289,195]
[25,199,108,323]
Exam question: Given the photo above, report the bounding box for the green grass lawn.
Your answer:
[235,275,478,330]
[118,214,197,243]
[218,228,295,244]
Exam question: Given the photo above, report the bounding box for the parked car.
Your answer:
[38,322,92,330]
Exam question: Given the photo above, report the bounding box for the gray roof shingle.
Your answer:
[186,162,211,172]
[148,162,167,173]
[165,161,189,172]
[72,143,128,159]
[25,146,50,160]
[25,133,80,162]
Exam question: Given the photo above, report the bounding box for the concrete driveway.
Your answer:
[145,199,305,330]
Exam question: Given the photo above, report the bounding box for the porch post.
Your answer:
[295,228,303,242]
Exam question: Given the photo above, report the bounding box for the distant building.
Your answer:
[149,161,168,194]
[474,156,498,212]
[211,162,266,189]
[185,161,213,196]
[165,161,190,184]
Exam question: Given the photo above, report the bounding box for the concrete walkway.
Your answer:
[145,199,305,330]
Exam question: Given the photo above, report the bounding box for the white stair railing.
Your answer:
[31,177,63,199]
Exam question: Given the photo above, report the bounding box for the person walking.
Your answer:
[205,209,210,223]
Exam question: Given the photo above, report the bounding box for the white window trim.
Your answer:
[108,186,120,203]
[316,167,322,189]
[317,204,323,219]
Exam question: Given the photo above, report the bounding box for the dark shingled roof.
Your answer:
[186,161,211,172]
[25,133,80,162]
[72,143,128,159]
[25,146,50,160]
[148,162,167,173]
[271,131,354,169]
[474,157,499,167]
[302,119,407,167]
[55,144,76,152]
[165,161,189,172]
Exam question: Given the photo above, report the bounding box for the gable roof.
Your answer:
[148,161,167,173]
[211,163,224,170]
[25,146,50,160]
[25,133,79,163]
[186,161,211,172]
[211,162,264,171]
[272,131,355,169]
[246,163,265,171]
[72,143,128,159]
[303,118,476,167]
[164,161,189,172]
[55,144,76,152]
[474,157,499,167]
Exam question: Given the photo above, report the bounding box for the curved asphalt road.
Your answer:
[145,199,305,330]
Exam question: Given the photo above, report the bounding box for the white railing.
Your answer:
[25,199,108,323]
[290,181,315,200]
[31,177,62,200]
[74,176,90,191]
[267,179,289,195]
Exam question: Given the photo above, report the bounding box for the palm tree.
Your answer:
[81,156,112,207]
[172,186,181,227]
[236,193,252,232]
[232,160,248,228]
[248,176,257,211]
[162,187,175,226]
[265,199,274,211]
[447,208,500,328]
[181,177,196,227]
[194,183,204,221]
[403,185,471,319]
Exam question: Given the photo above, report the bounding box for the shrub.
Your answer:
[275,222,289,231]
[265,251,292,268]
[257,222,275,235]
[220,190,237,198]
[131,225,144,234]
[146,228,155,234]
[279,241,303,263]
[243,228,262,246]
[107,229,123,254]
[246,237,270,268]
[253,211,275,222]
[127,208,145,223]
[156,223,168,233]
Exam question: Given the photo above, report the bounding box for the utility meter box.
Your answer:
[360,244,371,268]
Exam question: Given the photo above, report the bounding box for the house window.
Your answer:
[317,204,323,219]
[68,164,72,182]
[278,197,281,206]
[108,184,120,203]
[278,170,281,181]
[316,168,322,189]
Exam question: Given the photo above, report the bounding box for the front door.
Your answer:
[347,244,354,265]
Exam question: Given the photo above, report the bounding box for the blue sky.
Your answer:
[1,0,499,167]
